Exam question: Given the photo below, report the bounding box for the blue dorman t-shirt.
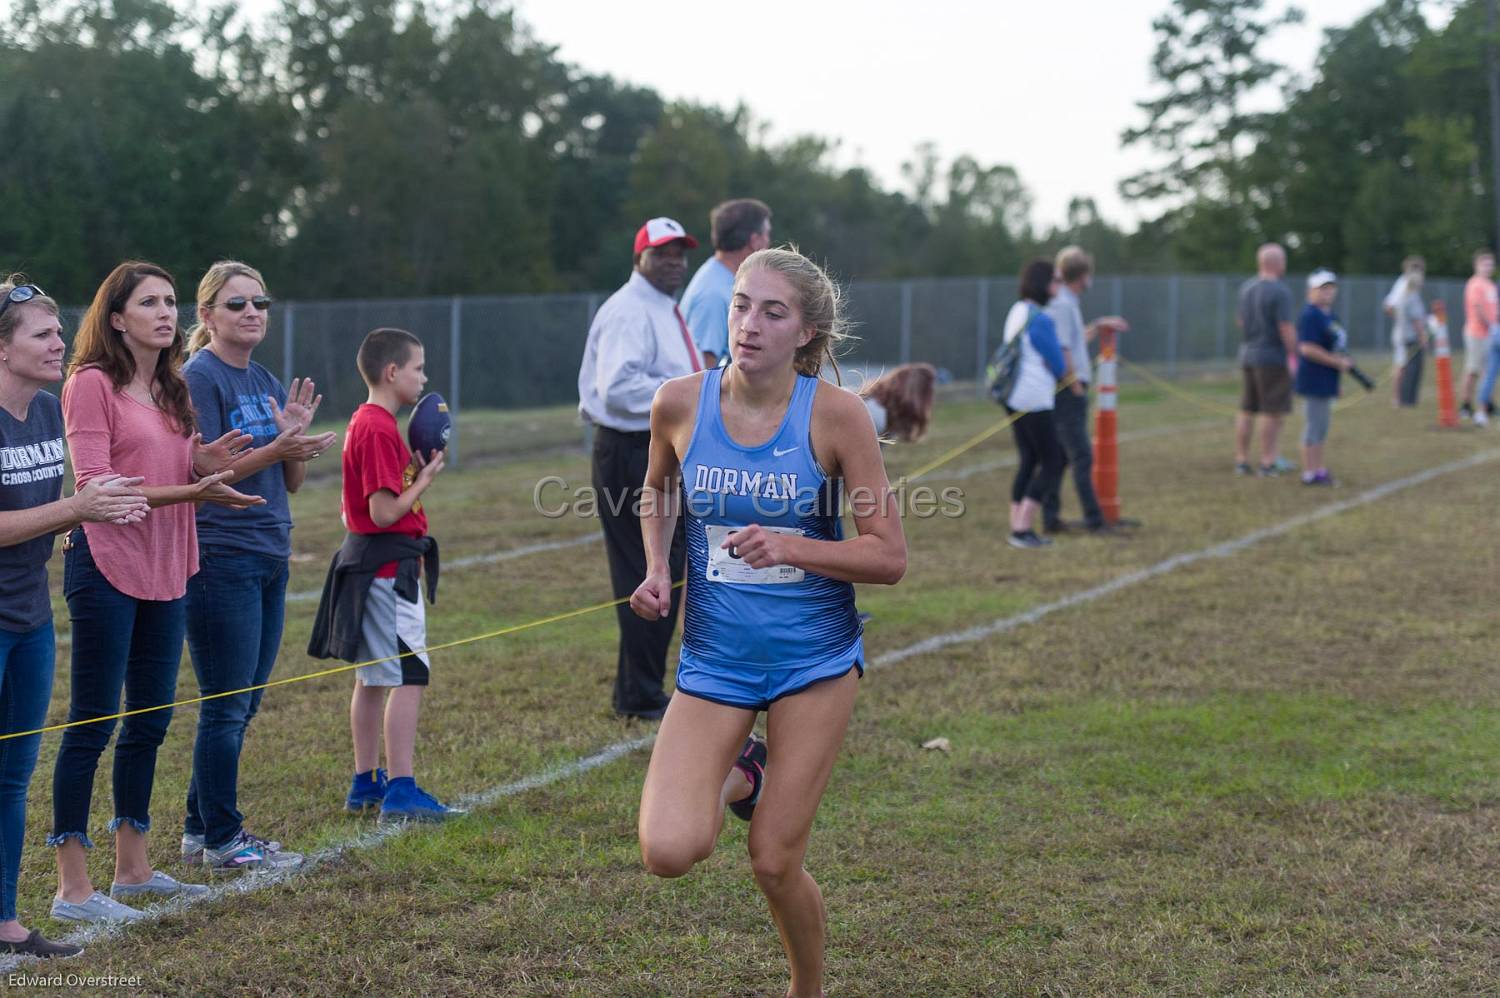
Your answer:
[1295,304,1347,398]
[0,391,65,631]
[184,348,293,558]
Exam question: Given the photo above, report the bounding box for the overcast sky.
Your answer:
[510,0,1409,228]
[224,0,1439,229]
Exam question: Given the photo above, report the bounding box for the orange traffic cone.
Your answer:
[1092,328,1120,525]
[1429,300,1459,428]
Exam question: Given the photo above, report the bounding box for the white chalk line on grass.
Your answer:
[53,417,1220,649]
[284,533,604,604]
[53,533,607,648]
[0,735,654,969]
[11,446,1493,970]
[873,447,1500,667]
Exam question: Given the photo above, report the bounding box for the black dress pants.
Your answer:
[1042,388,1103,529]
[592,426,685,715]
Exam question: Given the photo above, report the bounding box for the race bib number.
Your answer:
[704,524,806,585]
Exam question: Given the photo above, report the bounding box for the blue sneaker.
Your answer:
[346,768,388,813]
[378,777,465,825]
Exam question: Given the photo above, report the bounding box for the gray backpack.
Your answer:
[987,305,1036,405]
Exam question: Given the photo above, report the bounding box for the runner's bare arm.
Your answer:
[631,375,698,619]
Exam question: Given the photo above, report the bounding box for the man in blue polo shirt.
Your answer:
[679,199,772,368]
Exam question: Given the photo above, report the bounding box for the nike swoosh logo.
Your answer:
[772,446,799,457]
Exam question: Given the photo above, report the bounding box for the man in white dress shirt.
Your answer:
[578,217,702,720]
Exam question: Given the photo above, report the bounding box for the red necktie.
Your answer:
[674,305,704,372]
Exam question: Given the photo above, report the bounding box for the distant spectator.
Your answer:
[1042,246,1128,533]
[577,217,702,720]
[1294,270,1354,486]
[1001,260,1067,549]
[1461,250,1496,426]
[1384,257,1427,408]
[1234,243,1298,478]
[860,363,936,443]
[680,199,773,368]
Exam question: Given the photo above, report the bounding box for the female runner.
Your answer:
[631,247,906,998]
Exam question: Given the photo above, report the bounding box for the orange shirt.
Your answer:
[1463,276,1497,339]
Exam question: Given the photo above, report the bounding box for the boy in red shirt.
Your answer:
[314,327,455,822]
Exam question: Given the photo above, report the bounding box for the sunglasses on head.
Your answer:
[0,284,44,322]
[215,295,273,313]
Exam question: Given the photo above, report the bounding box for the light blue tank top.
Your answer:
[679,368,863,670]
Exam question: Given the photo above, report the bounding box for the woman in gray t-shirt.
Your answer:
[0,277,147,958]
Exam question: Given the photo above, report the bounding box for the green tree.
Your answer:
[1122,0,1304,209]
[0,0,295,300]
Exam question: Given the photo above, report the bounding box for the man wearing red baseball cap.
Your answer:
[578,217,702,720]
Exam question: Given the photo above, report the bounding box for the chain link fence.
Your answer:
[60,271,1466,460]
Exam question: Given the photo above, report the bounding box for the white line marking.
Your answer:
[54,532,605,646]
[284,533,600,602]
[14,447,1492,968]
[1,735,655,968]
[52,418,1215,643]
[873,449,1499,668]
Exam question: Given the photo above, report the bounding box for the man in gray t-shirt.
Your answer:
[1234,243,1298,476]
[1239,278,1294,367]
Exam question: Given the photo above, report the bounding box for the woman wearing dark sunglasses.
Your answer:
[178,261,334,875]
[50,262,266,924]
[0,277,151,956]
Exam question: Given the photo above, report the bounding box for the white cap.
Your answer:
[633,217,699,254]
[1308,268,1337,289]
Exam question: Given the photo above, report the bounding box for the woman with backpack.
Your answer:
[997,259,1067,549]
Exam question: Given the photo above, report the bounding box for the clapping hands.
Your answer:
[72,475,150,526]
[191,429,253,477]
[268,379,337,463]
[270,378,322,435]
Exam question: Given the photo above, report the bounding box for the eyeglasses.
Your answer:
[214,295,273,313]
[0,284,44,322]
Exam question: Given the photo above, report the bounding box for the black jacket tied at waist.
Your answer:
[307,533,439,663]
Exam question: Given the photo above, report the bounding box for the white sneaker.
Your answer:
[1475,409,1490,427]
[184,829,280,865]
[204,830,304,876]
[50,891,146,924]
[109,870,210,902]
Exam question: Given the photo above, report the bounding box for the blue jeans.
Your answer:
[0,623,55,920]
[49,529,185,848]
[1479,329,1500,408]
[183,546,288,848]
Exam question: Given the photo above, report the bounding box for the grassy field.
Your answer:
[6,366,1499,995]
